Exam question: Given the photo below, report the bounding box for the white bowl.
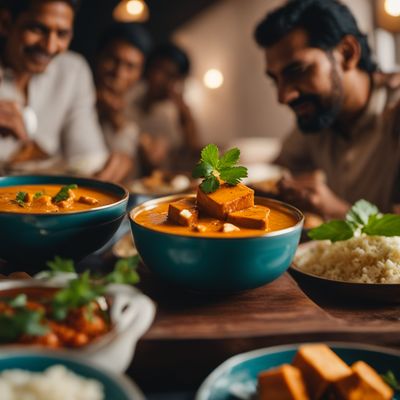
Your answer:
[0,278,155,373]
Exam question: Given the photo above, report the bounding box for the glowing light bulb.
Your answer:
[126,0,144,16]
[203,69,224,89]
[384,0,400,17]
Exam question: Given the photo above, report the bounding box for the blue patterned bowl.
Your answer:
[0,175,128,271]
[130,195,303,293]
[196,342,400,400]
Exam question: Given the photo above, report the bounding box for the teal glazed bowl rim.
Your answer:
[0,348,143,399]
[0,175,129,215]
[130,194,304,240]
[195,342,400,400]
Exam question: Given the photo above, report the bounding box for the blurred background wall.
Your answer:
[71,0,400,148]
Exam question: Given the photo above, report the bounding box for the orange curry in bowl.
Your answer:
[0,184,119,213]
[133,182,298,238]
[0,287,110,348]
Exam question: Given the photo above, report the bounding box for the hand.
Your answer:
[97,88,126,131]
[0,101,29,141]
[374,71,400,90]
[95,152,134,183]
[138,133,170,169]
[278,170,350,219]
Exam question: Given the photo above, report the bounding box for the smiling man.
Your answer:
[254,0,400,218]
[0,0,110,176]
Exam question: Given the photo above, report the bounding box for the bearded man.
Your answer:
[255,0,400,218]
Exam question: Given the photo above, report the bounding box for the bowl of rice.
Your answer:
[0,349,144,400]
[291,236,400,303]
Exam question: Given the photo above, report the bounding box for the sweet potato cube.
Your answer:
[227,205,270,230]
[258,364,310,400]
[335,361,393,400]
[168,197,198,227]
[196,183,254,220]
[292,344,352,400]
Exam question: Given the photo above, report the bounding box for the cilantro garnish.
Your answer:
[382,370,400,391]
[192,144,248,193]
[52,184,78,203]
[105,255,140,285]
[15,191,27,207]
[308,199,400,242]
[33,191,43,200]
[46,256,76,273]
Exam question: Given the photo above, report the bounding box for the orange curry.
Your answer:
[134,183,297,238]
[0,184,119,213]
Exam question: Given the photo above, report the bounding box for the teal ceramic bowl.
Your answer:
[0,175,128,270]
[0,349,144,399]
[196,342,400,400]
[129,195,303,293]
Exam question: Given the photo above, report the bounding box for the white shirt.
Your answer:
[0,51,109,175]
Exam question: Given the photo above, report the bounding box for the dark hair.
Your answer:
[254,0,377,73]
[2,0,80,18]
[146,42,191,77]
[97,22,152,57]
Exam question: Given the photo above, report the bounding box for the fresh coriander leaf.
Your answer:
[200,144,219,169]
[382,370,400,391]
[219,166,248,185]
[0,309,48,342]
[346,199,379,226]
[192,161,213,179]
[105,256,140,285]
[362,214,400,237]
[52,271,104,321]
[46,256,76,273]
[200,175,220,194]
[15,191,27,207]
[8,294,27,308]
[33,191,43,200]
[218,148,240,169]
[52,184,78,203]
[308,220,354,242]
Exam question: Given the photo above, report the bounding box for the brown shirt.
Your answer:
[277,77,400,212]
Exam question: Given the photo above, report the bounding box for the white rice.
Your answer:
[294,235,400,283]
[0,365,104,400]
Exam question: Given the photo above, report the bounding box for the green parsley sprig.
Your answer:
[192,144,248,193]
[382,370,400,391]
[308,199,400,242]
[52,184,78,203]
[15,191,27,207]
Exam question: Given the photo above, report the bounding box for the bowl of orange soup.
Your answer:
[0,175,128,270]
[129,192,304,292]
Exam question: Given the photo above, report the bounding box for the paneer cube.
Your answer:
[258,364,310,400]
[78,195,99,205]
[192,219,223,233]
[227,205,270,230]
[221,223,240,233]
[168,197,198,227]
[335,361,393,400]
[292,344,352,400]
[196,183,254,220]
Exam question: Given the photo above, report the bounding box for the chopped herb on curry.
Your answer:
[192,144,248,194]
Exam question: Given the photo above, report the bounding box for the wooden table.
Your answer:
[128,265,400,393]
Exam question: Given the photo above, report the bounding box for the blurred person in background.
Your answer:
[0,0,126,181]
[129,42,200,175]
[94,22,151,182]
[254,0,400,219]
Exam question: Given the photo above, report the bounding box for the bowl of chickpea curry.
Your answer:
[130,145,304,293]
[0,175,128,270]
[0,258,155,372]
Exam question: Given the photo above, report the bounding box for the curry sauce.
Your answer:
[0,184,119,213]
[133,197,298,238]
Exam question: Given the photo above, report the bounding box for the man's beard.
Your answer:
[290,60,344,133]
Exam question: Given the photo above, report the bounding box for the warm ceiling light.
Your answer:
[113,0,149,22]
[127,0,144,15]
[384,0,400,16]
[203,69,224,89]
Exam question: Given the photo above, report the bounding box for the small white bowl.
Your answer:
[0,278,155,373]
